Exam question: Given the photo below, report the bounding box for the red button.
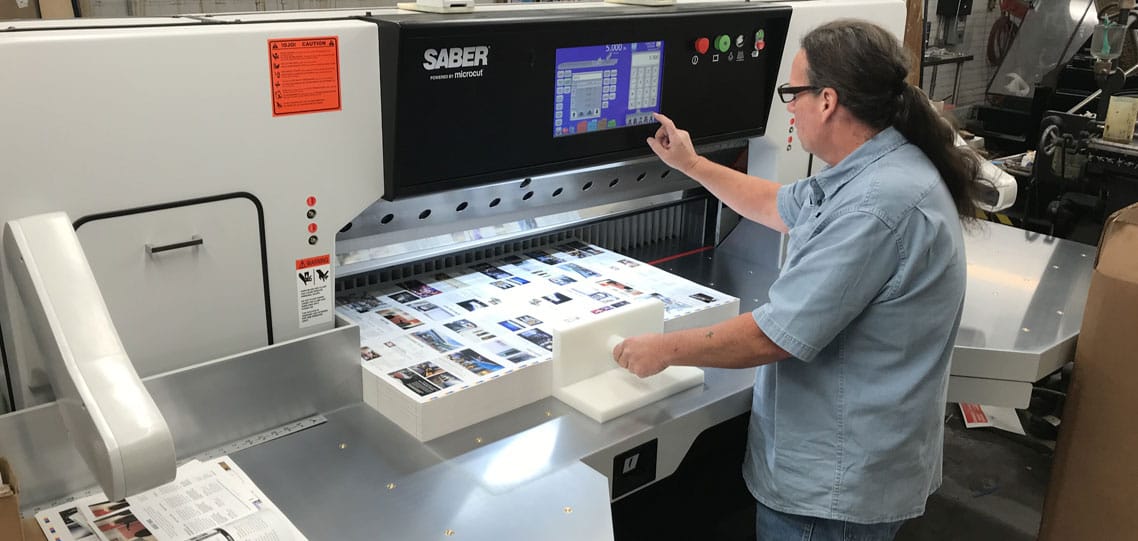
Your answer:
[308,223,318,233]
[694,37,710,55]
[306,196,317,207]
[789,117,795,125]
[756,40,766,51]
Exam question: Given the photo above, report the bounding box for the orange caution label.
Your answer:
[268,36,341,116]
[296,254,331,270]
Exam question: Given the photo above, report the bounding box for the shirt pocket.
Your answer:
[785,204,820,258]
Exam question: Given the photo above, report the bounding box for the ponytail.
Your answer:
[892,84,984,224]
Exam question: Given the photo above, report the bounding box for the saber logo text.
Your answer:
[423,46,490,70]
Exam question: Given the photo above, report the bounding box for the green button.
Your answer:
[715,34,731,53]
[756,29,765,40]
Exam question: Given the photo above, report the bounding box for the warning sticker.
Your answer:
[268,36,341,116]
[296,254,333,328]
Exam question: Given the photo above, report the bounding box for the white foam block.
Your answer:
[555,366,704,423]
[551,299,704,423]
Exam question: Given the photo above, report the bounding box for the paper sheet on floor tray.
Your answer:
[959,403,1026,435]
[35,457,306,541]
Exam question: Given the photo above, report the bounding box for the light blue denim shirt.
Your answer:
[744,127,967,524]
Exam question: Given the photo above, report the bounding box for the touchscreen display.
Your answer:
[553,41,664,137]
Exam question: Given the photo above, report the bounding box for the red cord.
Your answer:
[987,14,1018,66]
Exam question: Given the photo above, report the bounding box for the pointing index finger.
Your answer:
[652,112,676,134]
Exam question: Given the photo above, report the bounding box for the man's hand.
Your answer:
[613,333,671,378]
[613,314,791,377]
[646,113,701,174]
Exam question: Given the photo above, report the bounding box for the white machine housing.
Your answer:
[0,18,384,410]
[0,16,383,498]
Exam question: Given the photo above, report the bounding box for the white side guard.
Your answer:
[4,212,175,500]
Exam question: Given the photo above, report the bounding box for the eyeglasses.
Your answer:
[777,83,821,103]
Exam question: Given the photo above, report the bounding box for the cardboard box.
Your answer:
[2,459,47,541]
[0,0,39,20]
[1,457,25,541]
[38,0,72,19]
[0,0,73,20]
[1039,203,1138,539]
[24,517,46,541]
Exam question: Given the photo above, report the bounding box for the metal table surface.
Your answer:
[953,222,1095,382]
[227,219,1094,540]
[231,371,755,540]
[230,228,781,541]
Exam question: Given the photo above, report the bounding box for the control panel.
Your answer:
[687,29,770,68]
[372,4,791,199]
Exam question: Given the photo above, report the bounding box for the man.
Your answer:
[613,20,984,540]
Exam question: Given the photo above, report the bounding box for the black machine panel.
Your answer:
[370,4,792,199]
[935,0,973,17]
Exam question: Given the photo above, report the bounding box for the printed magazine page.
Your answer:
[36,457,306,541]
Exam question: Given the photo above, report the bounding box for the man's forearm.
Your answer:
[662,313,790,370]
[684,157,788,234]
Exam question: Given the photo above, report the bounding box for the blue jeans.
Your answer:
[756,501,904,541]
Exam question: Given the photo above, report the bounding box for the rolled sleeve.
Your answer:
[776,180,809,229]
[752,210,901,362]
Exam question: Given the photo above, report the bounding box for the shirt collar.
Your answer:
[806,127,907,205]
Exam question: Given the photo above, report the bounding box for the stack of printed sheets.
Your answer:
[336,241,739,441]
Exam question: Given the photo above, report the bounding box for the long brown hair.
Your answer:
[802,20,984,222]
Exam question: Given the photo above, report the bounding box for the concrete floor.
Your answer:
[612,408,1055,541]
[897,410,1053,541]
